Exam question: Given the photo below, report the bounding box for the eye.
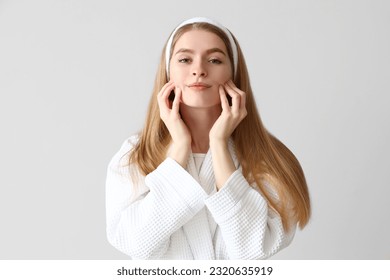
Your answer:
[178,58,191,63]
[209,58,222,64]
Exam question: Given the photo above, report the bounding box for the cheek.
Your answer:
[169,66,183,83]
[214,67,233,84]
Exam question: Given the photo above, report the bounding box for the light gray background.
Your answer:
[1,0,389,259]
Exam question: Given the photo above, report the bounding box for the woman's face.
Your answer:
[169,29,233,108]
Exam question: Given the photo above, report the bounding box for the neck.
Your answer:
[180,103,221,153]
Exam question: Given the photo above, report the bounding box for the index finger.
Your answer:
[227,80,246,110]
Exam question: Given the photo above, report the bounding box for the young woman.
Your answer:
[106,17,311,260]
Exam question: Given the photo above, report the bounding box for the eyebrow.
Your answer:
[174,48,227,56]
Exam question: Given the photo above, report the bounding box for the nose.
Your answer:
[192,60,207,77]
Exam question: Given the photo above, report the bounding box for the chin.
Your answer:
[181,91,220,108]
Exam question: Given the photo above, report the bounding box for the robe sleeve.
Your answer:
[105,137,207,259]
[204,169,296,259]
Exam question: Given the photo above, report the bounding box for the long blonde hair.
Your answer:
[127,22,310,231]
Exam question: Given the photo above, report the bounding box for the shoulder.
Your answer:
[107,134,140,175]
[119,134,139,154]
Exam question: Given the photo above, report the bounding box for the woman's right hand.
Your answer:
[157,81,191,167]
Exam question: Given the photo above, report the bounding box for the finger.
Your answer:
[227,80,241,92]
[157,82,174,110]
[172,87,181,113]
[227,80,246,110]
[161,82,175,99]
[224,82,240,113]
[157,82,175,115]
[219,85,230,111]
[158,80,174,98]
[161,83,176,108]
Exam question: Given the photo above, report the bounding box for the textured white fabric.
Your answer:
[193,153,206,174]
[105,135,296,259]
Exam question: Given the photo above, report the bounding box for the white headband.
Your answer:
[165,17,238,79]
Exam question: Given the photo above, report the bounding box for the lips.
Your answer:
[187,82,212,90]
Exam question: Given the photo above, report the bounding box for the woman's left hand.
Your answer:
[209,80,247,144]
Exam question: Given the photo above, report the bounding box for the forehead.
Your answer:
[173,29,228,52]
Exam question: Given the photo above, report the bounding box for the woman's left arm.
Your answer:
[209,80,247,190]
[208,81,295,259]
[205,171,296,259]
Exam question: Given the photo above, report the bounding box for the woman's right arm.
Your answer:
[157,82,192,167]
[105,138,207,259]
